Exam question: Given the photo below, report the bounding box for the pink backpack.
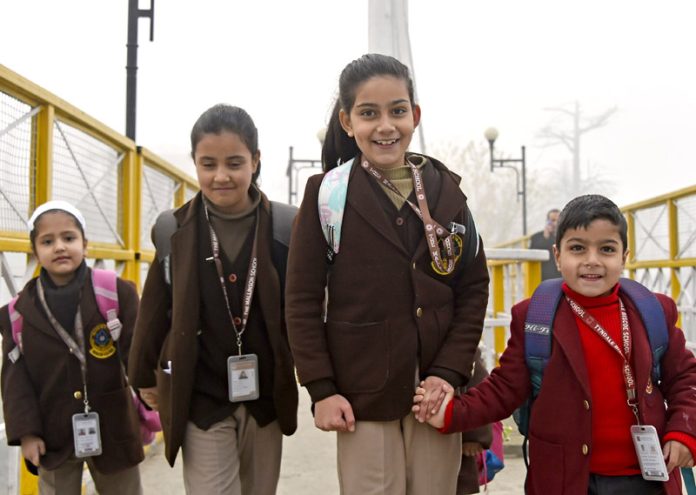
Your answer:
[7,268,122,362]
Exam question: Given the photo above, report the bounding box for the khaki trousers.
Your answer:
[182,405,282,495]
[337,413,462,495]
[38,457,142,495]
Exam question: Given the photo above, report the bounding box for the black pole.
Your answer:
[125,0,155,141]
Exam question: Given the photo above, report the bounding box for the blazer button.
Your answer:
[582,444,589,455]
[74,391,83,400]
[233,316,242,326]
[228,273,238,283]
[396,217,404,226]
[412,262,417,270]
[583,400,590,410]
[416,307,423,318]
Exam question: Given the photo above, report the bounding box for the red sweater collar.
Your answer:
[561,282,620,309]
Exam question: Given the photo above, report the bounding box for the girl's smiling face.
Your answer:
[553,218,627,297]
[339,75,420,169]
[33,211,87,286]
[194,130,259,214]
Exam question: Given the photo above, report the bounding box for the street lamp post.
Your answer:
[484,127,528,235]
[286,129,326,205]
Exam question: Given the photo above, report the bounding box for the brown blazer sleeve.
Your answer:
[128,257,172,389]
[285,175,337,399]
[0,304,43,445]
[116,278,139,371]
[425,207,490,386]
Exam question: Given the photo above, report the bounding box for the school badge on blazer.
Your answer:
[89,324,116,359]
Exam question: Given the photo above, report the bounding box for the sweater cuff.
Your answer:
[438,399,455,433]
[425,367,464,389]
[305,379,338,403]
[664,431,696,461]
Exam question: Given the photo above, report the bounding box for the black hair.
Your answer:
[322,54,416,171]
[190,104,261,184]
[29,210,85,252]
[556,194,627,251]
[546,208,560,219]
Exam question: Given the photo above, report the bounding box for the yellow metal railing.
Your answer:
[0,64,198,494]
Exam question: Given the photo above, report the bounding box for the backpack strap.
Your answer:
[91,269,122,342]
[7,295,23,363]
[618,277,669,384]
[153,208,178,286]
[524,278,564,397]
[318,159,354,263]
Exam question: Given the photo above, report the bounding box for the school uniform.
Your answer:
[286,154,490,494]
[0,266,143,493]
[441,290,696,495]
[128,191,298,493]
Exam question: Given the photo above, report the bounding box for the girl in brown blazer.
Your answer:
[128,105,298,495]
[0,201,143,495]
[286,54,490,494]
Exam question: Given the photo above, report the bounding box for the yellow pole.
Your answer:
[33,104,54,207]
[175,180,186,207]
[668,199,682,328]
[626,211,636,280]
[120,147,141,286]
[492,265,506,365]
[524,261,541,298]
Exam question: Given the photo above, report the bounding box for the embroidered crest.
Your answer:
[430,234,463,275]
[89,324,116,359]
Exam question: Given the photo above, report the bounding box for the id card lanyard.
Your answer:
[361,157,461,275]
[203,206,259,356]
[36,280,91,413]
[566,296,640,423]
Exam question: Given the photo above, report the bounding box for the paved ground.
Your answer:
[138,389,526,494]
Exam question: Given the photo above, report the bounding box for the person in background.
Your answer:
[529,208,561,280]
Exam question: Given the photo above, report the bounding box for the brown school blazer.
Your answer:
[128,193,298,466]
[0,273,144,474]
[286,156,490,420]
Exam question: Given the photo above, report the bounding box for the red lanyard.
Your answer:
[204,206,259,356]
[566,296,640,422]
[360,157,459,275]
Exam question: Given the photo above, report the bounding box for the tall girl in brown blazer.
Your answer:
[128,105,298,495]
[285,54,490,494]
[1,201,143,495]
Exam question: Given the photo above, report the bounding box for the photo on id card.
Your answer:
[227,354,259,402]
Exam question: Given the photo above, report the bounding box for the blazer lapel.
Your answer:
[552,300,592,398]
[255,197,282,355]
[346,161,410,257]
[15,283,61,342]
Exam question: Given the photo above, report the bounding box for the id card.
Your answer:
[72,412,102,458]
[227,354,259,402]
[630,425,669,481]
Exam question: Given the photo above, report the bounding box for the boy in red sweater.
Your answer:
[414,194,696,494]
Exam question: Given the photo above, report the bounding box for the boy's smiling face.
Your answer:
[553,218,628,297]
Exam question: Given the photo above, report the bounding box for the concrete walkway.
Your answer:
[138,389,526,494]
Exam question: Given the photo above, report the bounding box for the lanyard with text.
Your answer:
[566,296,639,423]
[36,280,91,413]
[361,157,459,275]
[204,206,259,356]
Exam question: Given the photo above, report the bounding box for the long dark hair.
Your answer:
[190,104,261,184]
[321,54,416,171]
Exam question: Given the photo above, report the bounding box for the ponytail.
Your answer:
[321,102,360,172]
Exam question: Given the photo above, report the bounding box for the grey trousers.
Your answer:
[38,457,142,495]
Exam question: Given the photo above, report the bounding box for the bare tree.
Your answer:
[537,101,617,196]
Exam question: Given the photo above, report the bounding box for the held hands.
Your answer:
[462,442,485,457]
[663,440,694,472]
[411,376,453,423]
[21,435,45,467]
[412,381,454,429]
[314,394,356,432]
[138,387,159,411]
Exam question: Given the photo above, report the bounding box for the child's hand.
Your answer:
[314,394,356,432]
[138,387,159,411]
[663,440,694,472]
[414,376,452,422]
[462,442,484,457]
[21,435,45,467]
[413,384,454,429]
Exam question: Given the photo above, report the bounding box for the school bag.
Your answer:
[7,268,123,363]
[317,157,480,265]
[515,277,696,488]
[153,201,297,293]
[477,420,505,487]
